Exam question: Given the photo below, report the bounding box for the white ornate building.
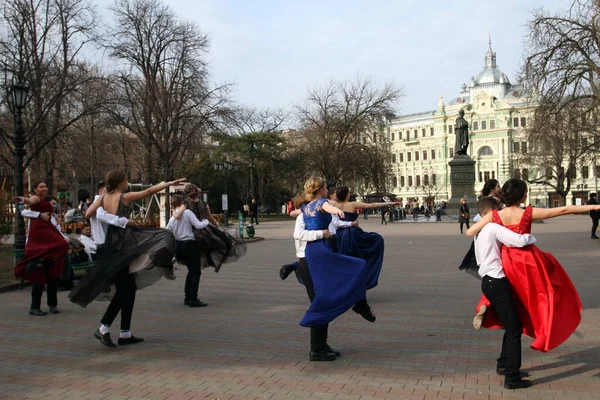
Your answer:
[387,40,597,207]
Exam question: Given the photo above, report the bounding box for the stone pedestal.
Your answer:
[446,155,478,218]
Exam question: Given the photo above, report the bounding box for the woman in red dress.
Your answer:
[14,181,70,316]
[467,179,600,352]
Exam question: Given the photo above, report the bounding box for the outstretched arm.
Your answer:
[322,200,344,219]
[531,204,600,221]
[355,201,401,209]
[466,212,493,237]
[492,224,537,248]
[123,178,187,204]
[15,195,41,206]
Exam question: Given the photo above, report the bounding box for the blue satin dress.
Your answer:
[300,198,368,327]
[336,211,385,290]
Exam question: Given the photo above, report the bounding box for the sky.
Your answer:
[96,0,569,115]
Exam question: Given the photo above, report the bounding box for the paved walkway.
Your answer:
[1,216,600,400]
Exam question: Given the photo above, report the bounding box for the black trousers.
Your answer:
[592,217,599,237]
[481,276,522,382]
[250,213,259,225]
[30,264,58,310]
[296,257,328,351]
[100,247,136,331]
[177,240,202,301]
[460,221,470,233]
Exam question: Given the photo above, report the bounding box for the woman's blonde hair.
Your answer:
[304,176,326,201]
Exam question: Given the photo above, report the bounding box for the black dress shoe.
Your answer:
[592,236,599,239]
[497,367,530,377]
[49,307,60,314]
[29,308,47,316]
[94,329,117,348]
[352,303,376,322]
[279,264,295,280]
[184,298,189,306]
[309,349,336,361]
[118,336,144,346]
[504,379,532,389]
[325,345,340,357]
[188,299,208,307]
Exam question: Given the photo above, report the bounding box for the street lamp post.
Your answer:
[213,161,239,227]
[10,81,29,251]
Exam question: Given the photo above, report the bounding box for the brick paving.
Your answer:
[1,216,600,400]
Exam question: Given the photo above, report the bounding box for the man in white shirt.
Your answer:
[166,194,210,307]
[473,197,535,390]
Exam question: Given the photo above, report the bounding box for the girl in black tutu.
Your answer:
[69,170,185,348]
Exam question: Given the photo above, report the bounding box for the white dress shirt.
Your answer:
[89,194,130,245]
[329,215,353,235]
[166,209,209,241]
[475,223,537,279]
[21,209,68,241]
[78,234,97,259]
[293,215,324,258]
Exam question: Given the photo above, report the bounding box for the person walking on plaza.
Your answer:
[14,181,70,316]
[459,198,470,234]
[250,198,259,225]
[587,193,599,239]
[380,206,388,225]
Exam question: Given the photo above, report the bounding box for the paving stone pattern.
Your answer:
[1,216,600,400]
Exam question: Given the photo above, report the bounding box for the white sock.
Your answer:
[99,324,110,335]
[119,330,131,339]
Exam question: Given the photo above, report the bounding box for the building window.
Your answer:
[391,132,395,141]
[478,171,483,183]
[406,131,409,141]
[473,121,479,130]
[520,117,527,127]
[392,176,398,187]
[431,149,435,160]
[423,150,427,160]
[430,127,434,136]
[521,142,527,153]
[490,120,496,129]
[571,168,577,179]
[422,128,426,137]
[522,168,529,181]
[513,169,521,179]
[513,117,519,127]
[392,153,397,163]
[399,153,404,162]
[481,121,487,130]
[513,142,520,153]
[478,146,493,156]
[432,174,436,185]
[492,171,496,179]
[582,166,589,179]
[416,175,421,186]
[400,176,405,187]
[449,125,453,133]
[408,176,413,187]
[423,174,429,185]
[407,152,412,162]
[546,167,553,178]
[414,130,418,139]
[415,151,419,161]
[449,148,454,158]
[484,171,491,182]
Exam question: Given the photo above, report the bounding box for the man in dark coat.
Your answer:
[588,193,599,239]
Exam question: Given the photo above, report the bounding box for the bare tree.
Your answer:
[106,0,232,221]
[295,76,401,188]
[0,0,104,193]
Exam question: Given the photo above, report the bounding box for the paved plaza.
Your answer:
[1,216,600,400]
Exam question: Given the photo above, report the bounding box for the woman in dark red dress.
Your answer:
[467,179,600,352]
[14,181,70,316]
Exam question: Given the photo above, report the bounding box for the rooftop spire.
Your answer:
[485,34,497,69]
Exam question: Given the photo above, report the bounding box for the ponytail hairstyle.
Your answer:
[499,179,528,206]
[303,176,326,201]
[481,179,499,197]
[105,170,127,192]
[335,186,350,202]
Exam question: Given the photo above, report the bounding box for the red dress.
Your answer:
[14,199,69,285]
[475,206,582,352]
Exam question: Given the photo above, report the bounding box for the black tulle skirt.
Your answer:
[68,225,175,307]
[458,241,481,280]
[179,225,246,272]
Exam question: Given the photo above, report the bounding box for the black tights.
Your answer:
[100,266,136,331]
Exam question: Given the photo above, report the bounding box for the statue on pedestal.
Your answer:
[454,109,469,156]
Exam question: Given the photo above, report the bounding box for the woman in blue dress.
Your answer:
[334,186,399,290]
[300,176,375,361]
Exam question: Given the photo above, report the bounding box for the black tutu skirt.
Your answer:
[458,240,481,280]
[180,225,246,272]
[69,225,175,307]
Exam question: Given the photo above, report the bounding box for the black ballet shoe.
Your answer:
[325,344,340,357]
[504,379,532,389]
[49,307,60,314]
[188,299,208,307]
[94,329,117,348]
[279,264,295,280]
[352,303,376,323]
[29,308,47,316]
[309,349,336,361]
[118,336,144,346]
[497,367,530,377]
